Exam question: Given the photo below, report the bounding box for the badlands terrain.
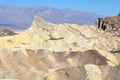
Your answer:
[0,14,120,80]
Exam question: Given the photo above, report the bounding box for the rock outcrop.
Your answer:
[95,13,120,31]
[0,28,16,37]
[0,16,120,80]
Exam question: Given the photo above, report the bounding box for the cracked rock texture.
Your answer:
[0,16,120,80]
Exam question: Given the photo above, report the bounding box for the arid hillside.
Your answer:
[0,15,120,80]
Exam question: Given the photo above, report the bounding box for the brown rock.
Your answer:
[0,28,16,37]
[95,13,120,31]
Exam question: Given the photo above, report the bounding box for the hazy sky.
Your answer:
[0,0,119,16]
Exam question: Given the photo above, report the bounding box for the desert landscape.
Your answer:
[0,13,120,80]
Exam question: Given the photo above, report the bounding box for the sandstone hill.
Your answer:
[0,15,120,80]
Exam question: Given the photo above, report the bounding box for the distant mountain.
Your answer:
[0,5,104,30]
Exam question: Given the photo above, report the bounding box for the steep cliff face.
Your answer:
[0,16,120,80]
[95,13,120,31]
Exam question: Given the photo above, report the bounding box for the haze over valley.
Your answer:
[0,5,104,30]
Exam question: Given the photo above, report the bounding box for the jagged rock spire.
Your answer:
[30,16,55,31]
[31,16,47,28]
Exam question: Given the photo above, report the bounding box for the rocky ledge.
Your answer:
[0,15,120,80]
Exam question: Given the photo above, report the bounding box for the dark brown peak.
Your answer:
[0,28,16,37]
[95,13,120,31]
[97,18,103,20]
[118,12,120,16]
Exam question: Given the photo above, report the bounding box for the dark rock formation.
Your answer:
[118,12,120,16]
[0,28,16,37]
[95,13,120,31]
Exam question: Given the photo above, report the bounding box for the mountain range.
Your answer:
[0,5,104,30]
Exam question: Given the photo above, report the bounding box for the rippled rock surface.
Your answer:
[0,15,120,80]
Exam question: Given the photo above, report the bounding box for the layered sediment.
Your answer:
[0,16,120,80]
